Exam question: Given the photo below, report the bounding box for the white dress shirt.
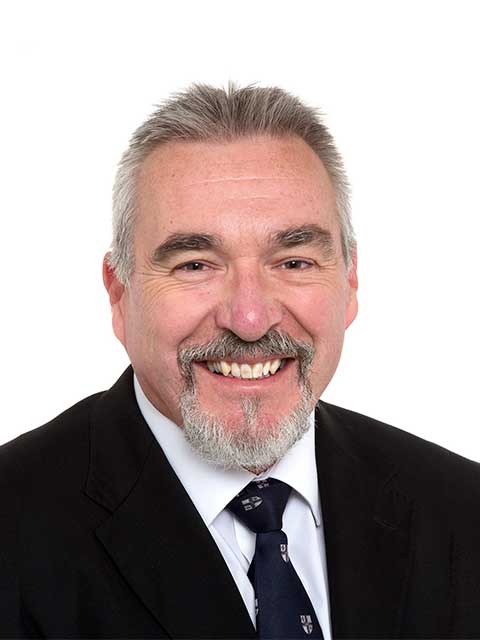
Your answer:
[134,375,332,639]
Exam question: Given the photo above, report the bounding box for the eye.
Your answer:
[176,261,208,272]
[280,259,313,270]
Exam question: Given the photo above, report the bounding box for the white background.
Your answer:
[1,1,479,459]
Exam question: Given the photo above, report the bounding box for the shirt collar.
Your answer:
[133,375,321,527]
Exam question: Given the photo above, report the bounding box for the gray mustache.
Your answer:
[177,329,314,380]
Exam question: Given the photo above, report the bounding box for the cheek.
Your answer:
[289,287,347,340]
[126,288,213,366]
[289,291,348,388]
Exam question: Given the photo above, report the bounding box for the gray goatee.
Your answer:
[177,330,315,472]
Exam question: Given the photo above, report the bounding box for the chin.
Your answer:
[178,383,315,470]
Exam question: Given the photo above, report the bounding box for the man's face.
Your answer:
[105,135,358,467]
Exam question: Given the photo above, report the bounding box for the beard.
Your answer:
[177,330,315,473]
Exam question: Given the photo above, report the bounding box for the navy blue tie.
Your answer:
[228,478,324,639]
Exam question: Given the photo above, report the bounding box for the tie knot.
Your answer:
[227,478,292,533]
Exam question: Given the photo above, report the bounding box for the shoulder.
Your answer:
[0,391,104,499]
[316,400,480,516]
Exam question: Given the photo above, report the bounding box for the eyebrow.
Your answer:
[150,224,335,263]
[270,224,334,256]
[151,233,221,263]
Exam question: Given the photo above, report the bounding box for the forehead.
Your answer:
[134,135,339,247]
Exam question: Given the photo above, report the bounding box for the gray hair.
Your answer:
[108,82,355,285]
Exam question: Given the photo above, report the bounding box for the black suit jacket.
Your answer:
[1,367,480,638]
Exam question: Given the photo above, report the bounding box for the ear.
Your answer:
[103,253,127,347]
[345,249,358,329]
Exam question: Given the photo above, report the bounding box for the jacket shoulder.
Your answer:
[316,400,480,513]
[0,391,108,628]
[0,391,105,491]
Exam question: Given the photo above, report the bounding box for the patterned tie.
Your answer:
[228,478,324,639]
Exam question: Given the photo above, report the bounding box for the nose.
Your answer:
[214,261,284,341]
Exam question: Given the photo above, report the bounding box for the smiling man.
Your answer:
[105,133,357,475]
[1,84,480,639]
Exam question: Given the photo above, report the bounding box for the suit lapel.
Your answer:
[84,368,415,638]
[85,368,255,639]
[315,403,414,639]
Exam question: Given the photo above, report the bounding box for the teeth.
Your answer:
[240,364,252,379]
[231,362,241,378]
[220,361,231,376]
[270,358,281,374]
[252,363,264,379]
[206,358,287,379]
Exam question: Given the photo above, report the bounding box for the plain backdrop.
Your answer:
[1,1,479,459]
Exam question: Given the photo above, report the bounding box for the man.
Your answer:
[1,83,479,639]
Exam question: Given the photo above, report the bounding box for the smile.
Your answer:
[201,358,289,380]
